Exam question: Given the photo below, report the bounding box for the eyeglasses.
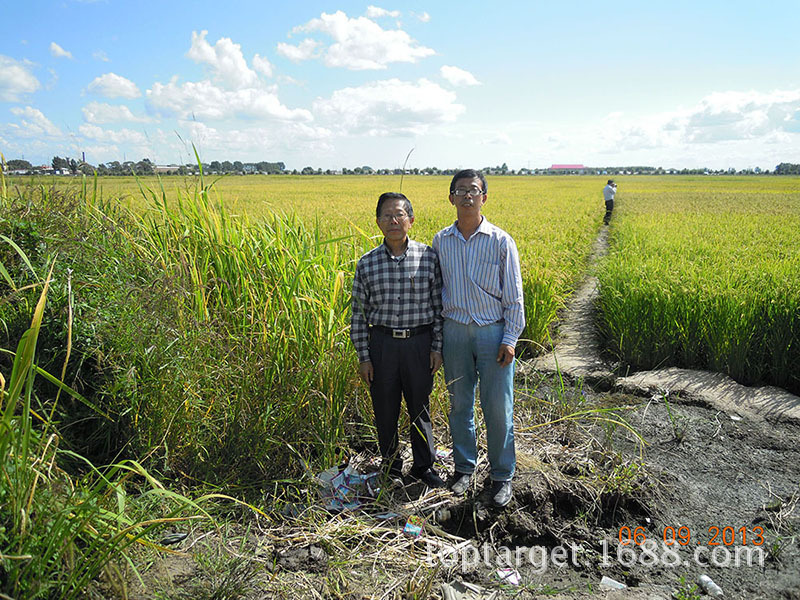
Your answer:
[451,186,484,197]
[378,212,410,223]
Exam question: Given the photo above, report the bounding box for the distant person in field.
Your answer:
[350,192,446,488]
[603,179,617,225]
[432,169,525,508]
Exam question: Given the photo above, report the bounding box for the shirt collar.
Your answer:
[444,216,491,240]
[381,238,411,260]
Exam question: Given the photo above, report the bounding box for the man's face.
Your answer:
[376,199,414,244]
[450,176,487,214]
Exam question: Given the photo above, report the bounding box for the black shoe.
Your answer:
[410,468,445,488]
[490,480,513,508]
[449,472,472,495]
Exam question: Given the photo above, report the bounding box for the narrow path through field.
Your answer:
[522,224,800,424]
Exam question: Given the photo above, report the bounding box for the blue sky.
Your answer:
[2,0,799,170]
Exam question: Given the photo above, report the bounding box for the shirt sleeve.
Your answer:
[431,250,444,354]
[350,259,371,363]
[500,235,526,348]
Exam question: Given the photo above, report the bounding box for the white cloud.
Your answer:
[252,53,273,77]
[87,73,141,99]
[440,65,480,87]
[276,39,321,63]
[78,123,148,145]
[289,10,435,70]
[186,30,259,90]
[177,119,332,159]
[313,78,464,135]
[365,6,400,19]
[0,55,40,101]
[93,50,110,62]
[82,101,153,124]
[484,132,512,145]
[414,11,431,23]
[50,42,73,59]
[682,90,800,143]
[9,106,62,137]
[147,78,312,122]
[600,89,800,152]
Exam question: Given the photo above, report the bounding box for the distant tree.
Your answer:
[221,160,234,173]
[233,161,244,173]
[6,159,33,170]
[301,166,314,175]
[52,156,69,172]
[68,159,79,175]
[774,162,800,175]
[209,160,221,173]
[134,158,154,175]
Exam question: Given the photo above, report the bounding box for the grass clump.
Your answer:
[0,248,202,599]
[0,168,368,487]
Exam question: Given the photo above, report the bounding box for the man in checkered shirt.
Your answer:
[350,192,445,488]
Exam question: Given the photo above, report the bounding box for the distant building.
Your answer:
[548,164,586,174]
[155,165,180,174]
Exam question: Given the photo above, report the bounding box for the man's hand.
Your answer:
[430,351,443,374]
[358,360,374,384]
[496,343,515,367]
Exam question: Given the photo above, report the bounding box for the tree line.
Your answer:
[3,157,800,176]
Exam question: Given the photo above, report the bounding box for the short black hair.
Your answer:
[607,179,615,185]
[450,169,487,194]
[376,192,414,219]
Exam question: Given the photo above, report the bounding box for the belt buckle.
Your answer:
[392,328,409,339]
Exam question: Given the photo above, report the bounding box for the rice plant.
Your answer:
[597,177,800,392]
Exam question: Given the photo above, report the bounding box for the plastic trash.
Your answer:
[496,568,520,585]
[697,574,724,597]
[403,515,425,537]
[599,575,627,589]
[158,532,188,546]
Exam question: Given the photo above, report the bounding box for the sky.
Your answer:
[1,0,799,171]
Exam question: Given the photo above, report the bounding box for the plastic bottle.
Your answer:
[697,574,724,597]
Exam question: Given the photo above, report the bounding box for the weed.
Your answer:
[673,575,701,600]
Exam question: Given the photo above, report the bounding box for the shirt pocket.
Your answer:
[408,268,431,305]
[469,259,502,300]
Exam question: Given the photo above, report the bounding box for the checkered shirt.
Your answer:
[350,239,443,363]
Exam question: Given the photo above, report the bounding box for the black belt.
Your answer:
[373,324,432,339]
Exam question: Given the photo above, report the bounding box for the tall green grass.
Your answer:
[0,242,200,599]
[125,174,366,477]
[1,166,370,486]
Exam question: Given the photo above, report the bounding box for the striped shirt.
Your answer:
[350,239,443,363]
[432,217,525,348]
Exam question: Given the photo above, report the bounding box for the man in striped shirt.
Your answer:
[432,170,525,508]
[351,192,445,488]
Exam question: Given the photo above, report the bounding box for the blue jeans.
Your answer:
[442,319,515,481]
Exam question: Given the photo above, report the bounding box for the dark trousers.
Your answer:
[604,199,614,224]
[368,328,436,475]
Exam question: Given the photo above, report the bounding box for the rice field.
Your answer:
[8,172,800,392]
[596,176,800,393]
[21,173,605,347]
[3,170,800,597]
